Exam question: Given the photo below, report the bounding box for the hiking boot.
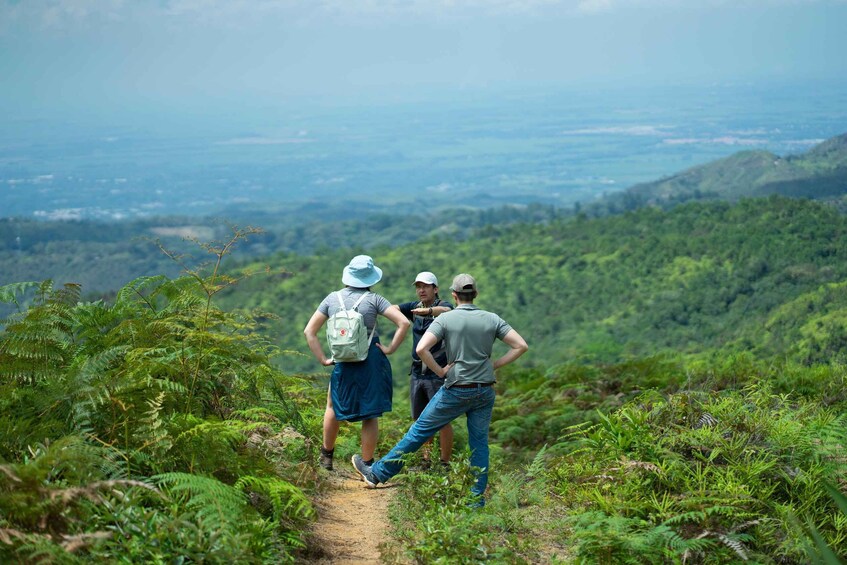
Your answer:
[319,446,334,470]
[351,454,379,488]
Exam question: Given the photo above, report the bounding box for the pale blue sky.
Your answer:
[1,0,846,115]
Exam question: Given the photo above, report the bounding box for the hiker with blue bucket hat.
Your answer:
[304,255,410,470]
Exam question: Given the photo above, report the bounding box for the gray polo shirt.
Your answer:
[426,304,512,388]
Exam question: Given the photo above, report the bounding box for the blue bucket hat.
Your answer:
[342,255,383,288]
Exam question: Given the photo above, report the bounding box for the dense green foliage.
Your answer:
[0,204,563,295]
[4,189,847,562]
[0,233,322,562]
[385,358,847,563]
[555,383,846,562]
[222,196,847,375]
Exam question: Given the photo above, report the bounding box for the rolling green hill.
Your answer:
[0,204,563,294]
[594,133,847,213]
[221,195,847,374]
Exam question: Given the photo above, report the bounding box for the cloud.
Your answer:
[215,136,313,146]
[662,136,767,146]
[576,0,614,13]
[0,0,128,32]
[562,125,671,136]
[2,0,846,32]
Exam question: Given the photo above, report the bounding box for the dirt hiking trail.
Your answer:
[303,468,399,564]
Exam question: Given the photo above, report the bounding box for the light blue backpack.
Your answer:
[326,292,375,362]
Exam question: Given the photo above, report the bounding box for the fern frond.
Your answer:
[231,407,281,424]
[152,472,248,526]
[115,275,169,310]
[76,345,130,380]
[695,412,718,429]
[35,279,54,302]
[527,444,549,480]
[0,464,21,482]
[235,475,314,524]
[147,377,189,395]
[0,526,28,544]
[48,480,158,504]
[60,531,112,553]
[621,459,664,475]
[0,281,40,309]
[52,283,82,307]
[718,533,749,561]
[663,511,708,525]
[175,420,245,447]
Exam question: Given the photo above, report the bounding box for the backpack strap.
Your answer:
[351,291,369,311]
[357,292,377,348]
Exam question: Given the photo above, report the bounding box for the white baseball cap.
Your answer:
[413,271,438,286]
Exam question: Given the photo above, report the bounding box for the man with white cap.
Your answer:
[397,271,454,467]
[353,273,528,508]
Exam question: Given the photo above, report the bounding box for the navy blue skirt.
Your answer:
[330,338,393,422]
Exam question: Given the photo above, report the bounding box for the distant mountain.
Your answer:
[593,133,847,214]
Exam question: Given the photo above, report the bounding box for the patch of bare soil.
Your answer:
[300,468,398,564]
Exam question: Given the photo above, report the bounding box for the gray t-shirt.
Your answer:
[317,288,391,337]
[426,304,512,387]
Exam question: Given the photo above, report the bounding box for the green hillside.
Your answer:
[3,198,847,562]
[222,195,847,374]
[0,204,563,294]
[595,133,847,213]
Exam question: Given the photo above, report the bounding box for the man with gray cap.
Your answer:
[397,271,454,466]
[353,273,528,507]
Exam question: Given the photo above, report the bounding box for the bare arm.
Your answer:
[376,305,411,355]
[416,331,452,378]
[303,311,334,366]
[410,305,452,317]
[492,329,528,370]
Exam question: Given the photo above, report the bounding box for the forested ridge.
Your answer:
[224,196,847,373]
[2,195,847,561]
[591,133,847,215]
[0,204,564,294]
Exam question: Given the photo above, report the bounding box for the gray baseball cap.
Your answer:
[449,273,477,293]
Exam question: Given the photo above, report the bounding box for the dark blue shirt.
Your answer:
[398,298,453,376]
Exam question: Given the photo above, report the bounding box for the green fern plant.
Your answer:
[0,228,318,562]
[556,381,847,562]
[236,475,314,527]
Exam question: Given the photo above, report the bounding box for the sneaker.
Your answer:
[353,458,374,481]
[319,447,334,470]
[351,454,379,488]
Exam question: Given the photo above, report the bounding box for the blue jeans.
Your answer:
[371,384,496,498]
